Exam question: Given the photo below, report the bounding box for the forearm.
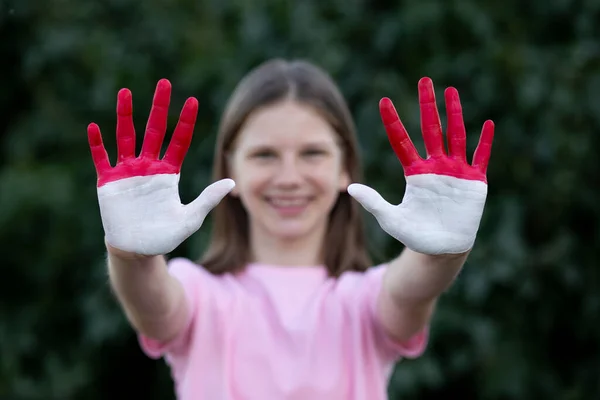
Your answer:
[106,243,188,342]
[377,248,468,341]
[384,247,468,304]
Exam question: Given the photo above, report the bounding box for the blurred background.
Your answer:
[1,0,599,399]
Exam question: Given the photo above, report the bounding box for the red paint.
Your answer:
[380,77,494,183]
[87,79,199,187]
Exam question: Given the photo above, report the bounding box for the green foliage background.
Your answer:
[1,0,599,399]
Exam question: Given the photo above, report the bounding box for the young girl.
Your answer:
[87,59,494,399]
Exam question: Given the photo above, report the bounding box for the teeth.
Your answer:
[270,198,307,207]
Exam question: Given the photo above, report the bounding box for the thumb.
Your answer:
[347,183,393,219]
[185,178,236,228]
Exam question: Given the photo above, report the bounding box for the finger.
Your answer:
[116,88,136,162]
[87,123,111,176]
[163,97,198,170]
[379,98,421,168]
[141,79,171,159]
[347,183,393,219]
[472,120,495,174]
[444,87,467,161]
[418,77,445,158]
[186,179,236,231]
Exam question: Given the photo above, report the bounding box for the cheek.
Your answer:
[316,160,346,190]
[235,170,270,202]
[235,183,264,216]
[311,169,344,198]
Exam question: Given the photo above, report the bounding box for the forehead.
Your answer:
[234,101,338,148]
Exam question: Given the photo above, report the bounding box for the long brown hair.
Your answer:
[198,59,372,277]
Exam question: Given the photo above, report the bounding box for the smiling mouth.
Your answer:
[265,196,312,215]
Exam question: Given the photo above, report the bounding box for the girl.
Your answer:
[87,59,494,399]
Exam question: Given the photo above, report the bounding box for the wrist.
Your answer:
[428,249,471,260]
[105,239,153,261]
[403,247,469,274]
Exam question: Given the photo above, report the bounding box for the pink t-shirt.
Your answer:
[138,257,428,400]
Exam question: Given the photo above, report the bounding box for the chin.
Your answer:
[269,224,313,241]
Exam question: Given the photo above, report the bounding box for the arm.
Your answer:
[349,77,494,343]
[87,80,234,342]
[106,244,188,342]
[378,249,467,341]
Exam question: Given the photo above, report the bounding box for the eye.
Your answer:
[303,148,328,157]
[250,149,276,159]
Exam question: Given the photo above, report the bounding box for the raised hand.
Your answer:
[348,77,494,255]
[88,79,235,256]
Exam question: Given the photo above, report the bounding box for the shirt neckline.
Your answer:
[245,263,329,279]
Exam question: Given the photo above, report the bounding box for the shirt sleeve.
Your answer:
[137,257,209,359]
[339,264,430,362]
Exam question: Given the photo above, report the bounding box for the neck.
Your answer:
[249,224,326,267]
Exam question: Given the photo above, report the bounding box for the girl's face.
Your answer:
[229,100,350,244]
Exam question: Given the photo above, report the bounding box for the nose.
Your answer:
[273,154,303,188]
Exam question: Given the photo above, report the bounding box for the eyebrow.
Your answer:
[302,141,337,147]
[245,140,336,149]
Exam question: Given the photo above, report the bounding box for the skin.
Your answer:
[106,244,183,343]
[227,100,350,267]
[227,99,466,342]
[106,99,467,344]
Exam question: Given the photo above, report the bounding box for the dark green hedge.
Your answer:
[1,1,598,398]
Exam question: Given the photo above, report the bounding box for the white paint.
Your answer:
[347,174,487,255]
[97,174,235,255]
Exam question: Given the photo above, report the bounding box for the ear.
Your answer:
[338,169,351,192]
[225,152,240,197]
[227,170,240,197]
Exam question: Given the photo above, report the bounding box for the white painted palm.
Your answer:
[348,78,494,255]
[87,79,234,256]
